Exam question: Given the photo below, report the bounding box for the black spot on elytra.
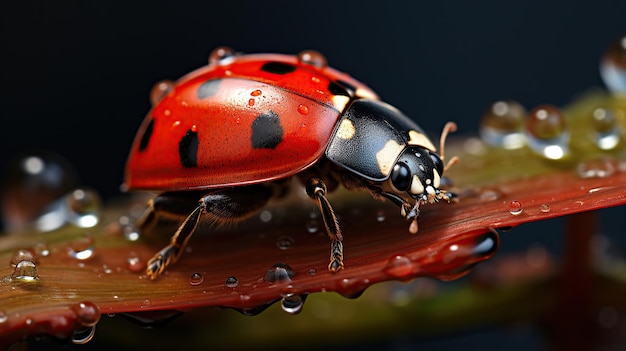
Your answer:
[179,129,199,167]
[328,80,354,97]
[251,111,283,149]
[261,62,297,74]
[139,118,155,152]
[197,79,222,99]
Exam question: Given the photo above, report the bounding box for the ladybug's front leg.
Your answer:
[305,177,344,272]
[143,186,272,280]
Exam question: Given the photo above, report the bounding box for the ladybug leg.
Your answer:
[144,186,272,280]
[305,177,344,272]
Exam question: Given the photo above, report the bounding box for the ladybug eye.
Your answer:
[390,162,412,192]
[430,153,444,176]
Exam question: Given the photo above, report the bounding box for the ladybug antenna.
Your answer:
[439,122,459,173]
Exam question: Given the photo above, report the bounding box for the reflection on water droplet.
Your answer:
[280,294,307,315]
[525,105,569,160]
[600,36,626,93]
[12,260,38,282]
[479,189,500,202]
[305,219,319,234]
[149,80,174,105]
[259,210,272,223]
[264,263,295,283]
[508,201,523,215]
[33,242,49,257]
[592,108,622,150]
[209,46,235,65]
[297,50,327,68]
[66,188,101,228]
[376,209,386,222]
[140,299,152,308]
[225,276,239,288]
[10,249,34,267]
[480,100,526,149]
[383,255,415,279]
[71,301,101,327]
[119,216,141,241]
[250,89,262,97]
[189,272,204,286]
[68,236,95,260]
[276,235,295,250]
[0,310,7,324]
[297,104,309,115]
[72,326,96,345]
[307,268,317,276]
[540,204,551,213]
[576,157,616,179]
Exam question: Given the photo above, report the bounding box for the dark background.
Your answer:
[2,1,625,200]
[2,1,626,349]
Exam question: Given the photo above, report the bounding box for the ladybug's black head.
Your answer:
[387,146,447,204]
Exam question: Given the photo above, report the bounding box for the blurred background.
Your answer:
[2,1,626,349]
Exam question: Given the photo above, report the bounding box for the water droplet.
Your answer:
[576,157,616,179]
[2,151,78,232]
[12,260,38,282]
[280,294,307,314]
[297,104,309,115]
[71,301,101,327]
[383,255,416,279]
[248,98,255,106]
[264,262,295,283]
[276,235,295,250]
[149,80,174,105]
[305,219,319,234]
[72,326,96,345]
[592,108,622,150]
[508,201,523,215]
[297,50,327,68]
[525,105,569,160]
[66,188,101,228]
[479,189,500,202]
[479,100,526,149]
[375,209,386,222]
[259,210,272,222]
[225,276,239,288]
[189,272,204,286]
[600,36,626,93]
[307,268,317,276]
[126,255,144,273]
[0,310,7,324]
[67,235,95,260]
[250,89,262,97]
[140,299,152,308]
[209,46,235,65]
[10,249,34,267]
[33,242,49,257]
[540,204,551,213]
[473,231,499,257]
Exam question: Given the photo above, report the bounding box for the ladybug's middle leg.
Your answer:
[144,185,273,280]
[305,177,344,272]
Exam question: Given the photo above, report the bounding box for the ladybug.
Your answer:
[125,48,458,280]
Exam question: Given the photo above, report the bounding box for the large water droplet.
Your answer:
[71,301,101,327]
[209,46,236,65]
[12,260,38,282]
[67,235,95,260]
[72,326,96,345]
[508,200,523,215]
[576,157,617,179]
[540,204,551,213]
[600,36,626,93]
[525,105,569,160]
[264,263,295,283]
[149,80,174,105]
[126,255,144,273]
[66,188,101,228]
[0,310,8,324]
[592,108,622,150]
[10,249,34,267]
[383,255,416,279]
[280,294,307,315]
[297,50,327,68]
[480,100,526,149]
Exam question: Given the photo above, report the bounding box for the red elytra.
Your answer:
[125,52,378,191]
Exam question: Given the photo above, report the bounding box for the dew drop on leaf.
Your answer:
[383,255,415,279]
[66,188,102,228]
[264,263,295,283]
[70,301,101,327]
[12,260,38,282]
[276,235,295,250]
[479,100,526,149]
[525,105,569,160]
[71,326,96,345]
[508,201,523,215]
[600,35,626,93]
[189,272,204,286]
[225,276,239,288]
[280,294,307,315]
[592,108,622,150]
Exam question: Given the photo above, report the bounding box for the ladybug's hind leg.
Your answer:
[144,186,273,280]
[305,177,344,272]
